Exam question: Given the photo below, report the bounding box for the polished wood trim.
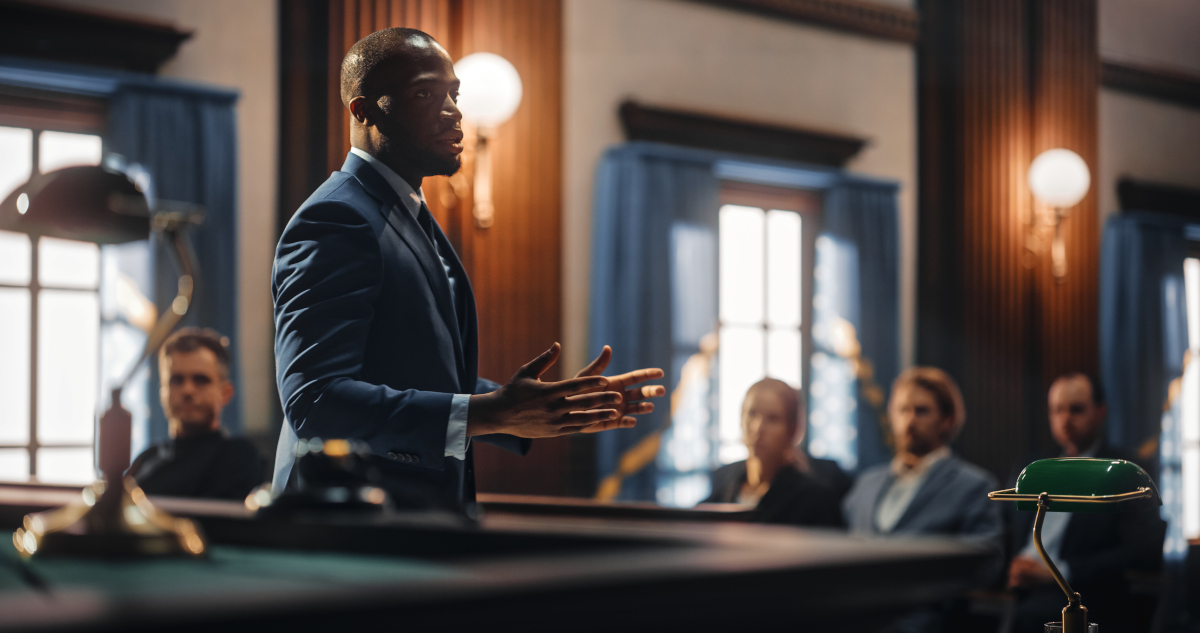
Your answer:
[689,0,919,43]
[0,86,106,134]
[0,0,191,73]
[621,101,868,167]
[1118,178,1200,218]
[1101,60,1200,111]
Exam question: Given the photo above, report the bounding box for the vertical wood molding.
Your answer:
[918,0,1098,478]
[280,0,570,495]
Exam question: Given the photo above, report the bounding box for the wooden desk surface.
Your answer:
[0,484,988,632]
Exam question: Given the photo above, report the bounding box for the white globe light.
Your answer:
[454,52,522,128]
[1028,148,1090,208]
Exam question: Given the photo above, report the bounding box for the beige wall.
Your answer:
[1098,0,1200,223]
[37,0,279,435]
[563,0,917,373]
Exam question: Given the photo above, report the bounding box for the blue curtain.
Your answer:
[108,87,240,441]
[0,57,241,442]
[591,142,901,499]
[590,143,720,501]
[818,179,901,472]
[1098,212,1189,454]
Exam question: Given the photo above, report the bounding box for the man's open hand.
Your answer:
[467,343,626,438]
[571,345,665,434]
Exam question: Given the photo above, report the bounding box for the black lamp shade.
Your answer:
[0,165,150,244]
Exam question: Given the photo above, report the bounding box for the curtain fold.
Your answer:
[813,180,901,472]
[1098,212,1189,454]
[590,144,720,501]
[107,87,240,442]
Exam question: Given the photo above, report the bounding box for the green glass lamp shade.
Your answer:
[0,165,150,244]
[1014,457,1161,513]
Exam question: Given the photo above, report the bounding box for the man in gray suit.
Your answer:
[843,367,1002,632]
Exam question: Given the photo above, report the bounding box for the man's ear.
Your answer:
[220,379,234,407]
[348,96,372,125]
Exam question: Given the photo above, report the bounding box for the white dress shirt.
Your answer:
[1016,441,1102,581]
[874,445,952,533]
[350,147,471,461]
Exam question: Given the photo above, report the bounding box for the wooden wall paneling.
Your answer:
[1031,0,1099,451]
[458,0,574,496]
[918,0,1100,479]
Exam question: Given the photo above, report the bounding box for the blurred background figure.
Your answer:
[703,378,847,527]
[843,367,1002,633]
[126,328,263,500]
[1006,373,1166,633]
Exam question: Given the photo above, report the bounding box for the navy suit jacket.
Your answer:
[272,152,529,509]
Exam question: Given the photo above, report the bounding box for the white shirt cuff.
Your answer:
[444,393,471,460]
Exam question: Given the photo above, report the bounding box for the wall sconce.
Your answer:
[453,52,522,228]
[1027,149,1091,283]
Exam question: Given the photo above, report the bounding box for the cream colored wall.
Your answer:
[36,0,279,435]
[1098,0,1200,223]
[562,0,917,373]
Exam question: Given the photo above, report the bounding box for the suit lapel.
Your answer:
[893,456,956,531]
[342,155,467,387]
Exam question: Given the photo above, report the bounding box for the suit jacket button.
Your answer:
[411,455,420,464]
[387,452,398,460]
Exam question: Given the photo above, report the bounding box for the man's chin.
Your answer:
[425,154,461,177]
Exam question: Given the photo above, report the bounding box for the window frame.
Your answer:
[0,93,107,483]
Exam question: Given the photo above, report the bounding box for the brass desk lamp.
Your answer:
[989,457,1162,633]
[3,163,207,557]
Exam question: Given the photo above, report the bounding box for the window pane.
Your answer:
[1187,258,1200,352]
[719,205,764,325]
[718,325,764,463]
[36,447,95,485]
[0,449,29,482]
[766,327,802,388]
[40,236,100,289]
[0,126,33,203]
[0,288,30,444]
[38,131,102,173]
[0,230,32,285]
[766,210,802,328]
[38,289,98,445]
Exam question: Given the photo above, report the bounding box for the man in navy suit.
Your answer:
[1006,374,1165,633]
[272,28,665,510]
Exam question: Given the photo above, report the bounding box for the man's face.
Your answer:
[889,384,953,458]
[160,348,233,437]
[741,388,795,462]
[1048,376,1103,455]
[365,42,464,177]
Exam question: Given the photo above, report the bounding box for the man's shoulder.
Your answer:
[941,453,998,489]
[282,172,384,234]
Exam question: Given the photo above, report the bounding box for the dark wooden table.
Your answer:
[0,484,989,632]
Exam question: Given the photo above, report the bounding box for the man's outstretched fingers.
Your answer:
[624,385,666,403]
[560,391,622,412]
[516,342,561,379]
[623,401,654,415]
[561,408,619,426]
[549,376,609,397]
[575,345,612,378]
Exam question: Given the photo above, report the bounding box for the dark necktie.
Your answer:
[417,202,439,251]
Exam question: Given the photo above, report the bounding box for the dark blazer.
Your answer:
[128,430,263,500]
[272,152,529,509]
[1007,443,1166,632]
[705,460,845,528]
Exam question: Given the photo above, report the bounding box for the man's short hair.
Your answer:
[891,366,966,432]
[340,27,437,107]
[160,327,231,378]
[1053,372,1106,405]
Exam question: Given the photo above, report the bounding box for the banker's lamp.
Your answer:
[989,458,1161,633]
[3,162,207,558]
[1028,149,1091,283]
[453,52,522,228]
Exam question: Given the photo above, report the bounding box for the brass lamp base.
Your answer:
[13,477,206,558]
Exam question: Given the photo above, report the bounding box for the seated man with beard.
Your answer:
[127,328,263,500]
